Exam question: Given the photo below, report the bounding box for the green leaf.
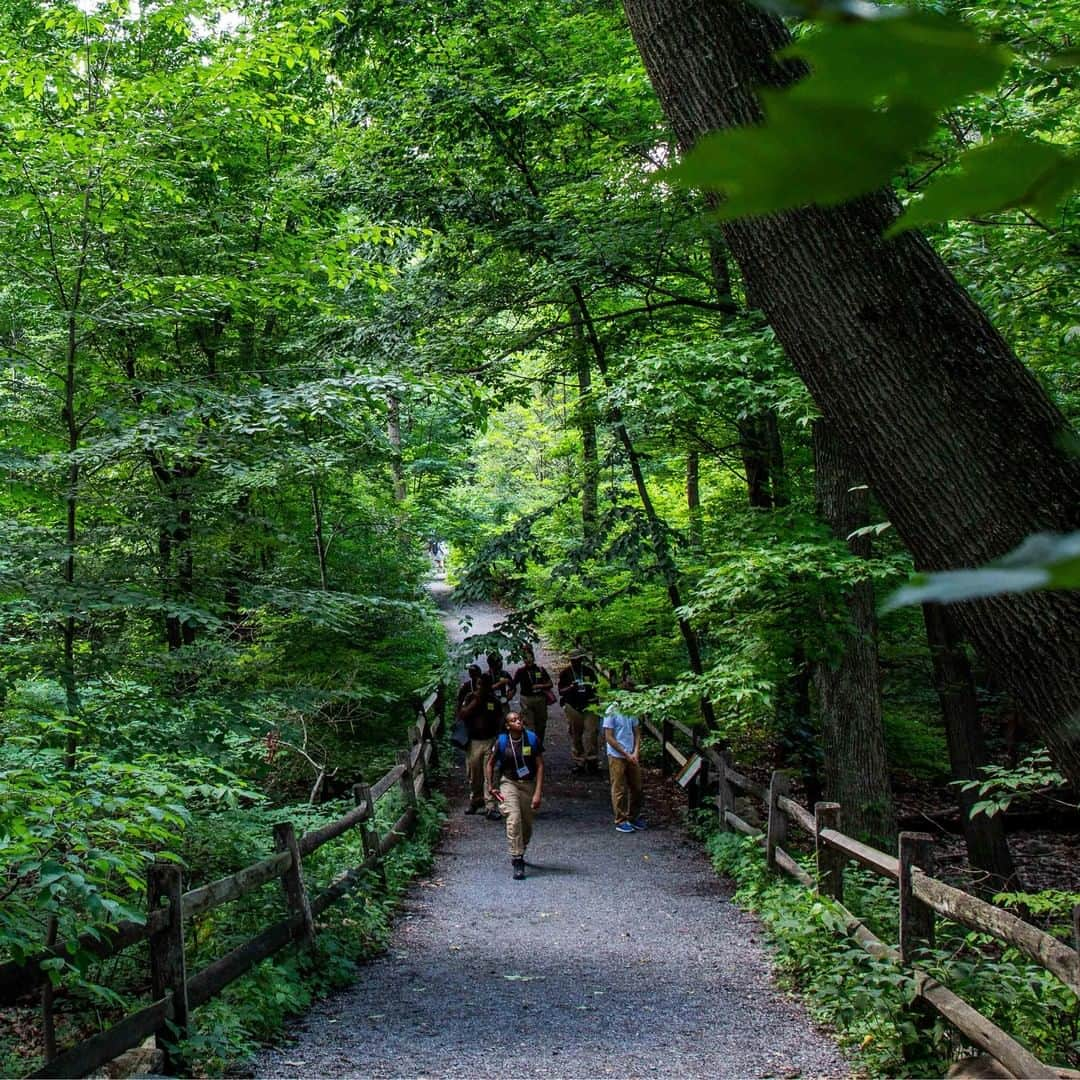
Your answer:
[783,15,1012,113]
[669,94,936,218]
[883,531,1080,611]
[891,135,1080,234]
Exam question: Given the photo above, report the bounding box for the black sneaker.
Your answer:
[512,857,526,880]
[486,809,501,821]
[464,805,482,815]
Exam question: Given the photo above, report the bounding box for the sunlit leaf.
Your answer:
[883,531,1080,610]
[669,95,935,217]
[890,135,1080,234]
[784,15,1012,111]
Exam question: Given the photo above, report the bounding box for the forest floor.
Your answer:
[250,583,849,1079]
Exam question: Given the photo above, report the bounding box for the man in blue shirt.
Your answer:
[602,688,645,833]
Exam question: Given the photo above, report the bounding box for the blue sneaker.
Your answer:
[631,817,647,831]
[615,822,635,833]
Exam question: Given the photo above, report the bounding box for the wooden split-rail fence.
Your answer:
[645,716,1080,1080]
[0,687,446,1080]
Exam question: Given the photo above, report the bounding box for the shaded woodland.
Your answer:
[0,0,1077,1073]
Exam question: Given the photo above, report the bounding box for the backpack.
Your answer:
[493,730,540,777]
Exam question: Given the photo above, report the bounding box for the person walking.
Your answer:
[558,648,601,774]
[456,664,483,714]
[486,711,544,879]
[459,673,502,819]
[513,644,553,746]
[486,651,513,715]
[602,684,645,834]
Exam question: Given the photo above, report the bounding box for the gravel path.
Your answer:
[253,585,848,1079]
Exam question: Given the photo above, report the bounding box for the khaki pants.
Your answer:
[519,694,548,745]
[608,756,643,825]
[467,738,496,810]
[565,704,599,766]
[498,776,535,857]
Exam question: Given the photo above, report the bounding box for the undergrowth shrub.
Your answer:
[703,830,1079,1076]
[178,791,446,1075]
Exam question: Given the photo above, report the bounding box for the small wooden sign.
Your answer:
[675,753,702,788]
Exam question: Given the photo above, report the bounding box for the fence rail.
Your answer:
[644,719,1079,1080]
[2,687,446,1080]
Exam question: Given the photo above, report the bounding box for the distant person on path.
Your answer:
[456,664,483,714]
[513,644,553,746]
[459,673,502,819]
[603,671,645,833]
[486,650,513,714]
[558,648,600,774]
[486,711,544,879]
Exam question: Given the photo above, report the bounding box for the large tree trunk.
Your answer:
[812,419,896,844]
[623,0,1080,789]
[922,604,1020,894]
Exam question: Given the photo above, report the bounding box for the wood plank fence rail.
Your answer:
[643,719,1080,1080]
[0,687,446,1080]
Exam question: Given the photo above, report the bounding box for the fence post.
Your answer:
[434,683,446,733]
[397,748,418,810]
[814,802,844,901]
[766,771,789,872]
[687,733,701,810]
[899,832,936,965]
[716,751,734,832]
[696,746,711,815]
[661,719,674,777]
[273,822,315,948]
[423,697,439,771]
[148,863,189,1069]
[354,782,387,886]
[1073,905,1080,988]
[414,708,432,798]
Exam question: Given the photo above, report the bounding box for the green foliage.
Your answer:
[960,749,1070,817]
[891,134,1080,233]
[884,531,1080,609]
[176,793,446,1075]
[667,6,1078,227]
[706,831,1080,1074]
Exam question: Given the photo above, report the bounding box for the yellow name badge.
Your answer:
[523,746,532,755]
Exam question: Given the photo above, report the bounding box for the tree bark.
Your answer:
[737,414,773,509]
[311,483,330,591]
[623,0,1080,788]
[686,448,702,547]
[812,419,896,844]
[922,603,1020,894]
[386,393,406,502]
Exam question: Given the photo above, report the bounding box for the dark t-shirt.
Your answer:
[489,665,513,705]
[494,731,542,780]
[514,662,551,697]
[461,695,501,740]
[558,660,598,710]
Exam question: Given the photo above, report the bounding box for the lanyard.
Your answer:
[508,734,527,773]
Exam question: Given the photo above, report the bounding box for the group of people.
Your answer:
[455,644,645,879]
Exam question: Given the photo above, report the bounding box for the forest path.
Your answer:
[252,584,848,1079]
